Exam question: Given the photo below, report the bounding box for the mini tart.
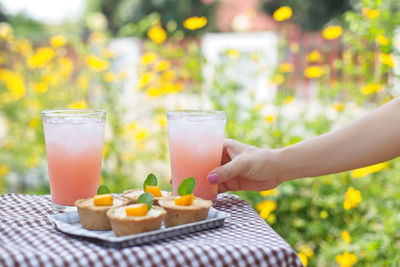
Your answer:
[158,197,213,227]
[75,196,128,231]
[107,205,166,236]
[122,189,172,205]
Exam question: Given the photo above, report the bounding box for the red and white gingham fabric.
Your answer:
[0,193,303,267]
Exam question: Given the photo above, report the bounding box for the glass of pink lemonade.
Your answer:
[167,110,226,201]
[42,109,106,211]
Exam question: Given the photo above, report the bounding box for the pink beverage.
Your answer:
[167,111,226,201]
[42,109,106,210]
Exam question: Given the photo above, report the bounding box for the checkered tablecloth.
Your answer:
[0,193,303,267]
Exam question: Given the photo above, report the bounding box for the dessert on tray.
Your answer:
[122,173,172,204]
[75,193,128,230]
[107,192,166,236]
[158,177,212,227]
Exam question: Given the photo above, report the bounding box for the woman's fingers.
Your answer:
[207,156,249,185]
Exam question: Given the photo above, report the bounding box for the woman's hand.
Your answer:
[207,139,283,193]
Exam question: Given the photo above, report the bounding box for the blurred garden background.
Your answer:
[1,0,400,265]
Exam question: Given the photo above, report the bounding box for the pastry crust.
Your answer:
[107,205,166,236]
[75,196,128,231]
[122,189,172,205]
[158,197,212,227]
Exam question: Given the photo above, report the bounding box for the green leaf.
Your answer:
[137,192,153,210]
[97,184,111,195]
[143,173,158,190]
[178,177,196,196]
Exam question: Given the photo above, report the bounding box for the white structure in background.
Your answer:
[108,38,142,122]
[202,31,279,108]
[393,27,400,94]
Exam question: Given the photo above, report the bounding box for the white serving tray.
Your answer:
[50,207,229,248]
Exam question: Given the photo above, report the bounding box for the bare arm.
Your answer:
[208,97,400,192]
[280,96,400,181]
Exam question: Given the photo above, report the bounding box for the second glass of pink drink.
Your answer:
[167,111,226,201]
[42,109,106,211]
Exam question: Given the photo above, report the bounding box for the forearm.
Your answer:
[278,97,400,181]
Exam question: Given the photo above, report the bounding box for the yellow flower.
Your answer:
[183,16,208,30]
[42,73,61,86]
[26,155,40,168]
[306,50,321,62]
[269,73,285,85]
[14,38,32,56]
[50,35,67,47]
[344,187,362,210]
[290,42,300,53]
[380,53,394,68]
[260,189,279,197]
[147,87,163,98]
[279,62,295,73]
[68,100,88,109]
[336,252,357,267]
[304,66,323,78]
[156,114,167,127]
[103,72,118,83]
[273,6,293,22]
[362,8,380,19]
[85,55,109,71]
[299,245,314,258]
[102,48,116,59]
[156,60,170,72]
[89,32,106,44]
[264,114,276,124]
[376,35,389,46]
[0,22,13,41]
[0,164,10,177]
[251,53,259,62]
[360,83,383,95]
[134,128,149,142]
[141,52,158,65]
[267,213,276,224]
[350,162,389,178]
[297,252,308,266]
[28,47,55,68]
[161,70,176,81]
[227,49,240,59]
[333,102,345,112]
[34,82,48,93]
[147,25,167,44]
[320,210,328,219]
[342,230,351,244]
[139,72,154,88]
[256,200,277,219]
[322,25,343,40]
[58,57,74,78]
[284,96,294,105]
[0,69,26,100]
[28,118,39,129]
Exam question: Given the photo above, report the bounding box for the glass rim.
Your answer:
[42,109,106,117]
[167,110,226,118]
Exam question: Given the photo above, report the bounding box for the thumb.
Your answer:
[207,156,249,184]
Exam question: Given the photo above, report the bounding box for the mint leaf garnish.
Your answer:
[137,192,153,210]
[178,177,196,196]
[97,184,111,195]
[143,173,158,190]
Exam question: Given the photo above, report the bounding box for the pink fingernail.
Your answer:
[207,173,219,183]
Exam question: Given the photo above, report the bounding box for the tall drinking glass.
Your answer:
[42,109,106,211]
[167,110,226,201]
